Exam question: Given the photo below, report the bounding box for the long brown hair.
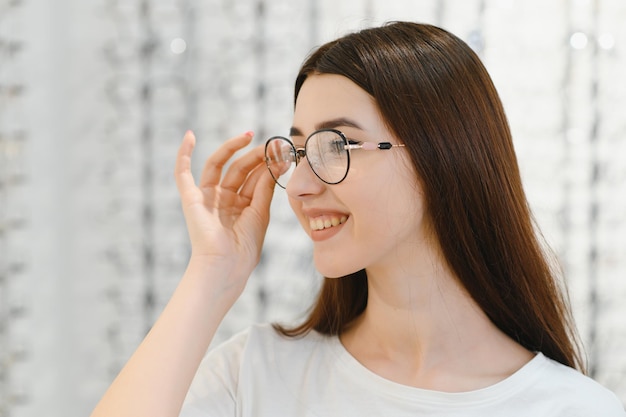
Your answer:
[275,22,584,372]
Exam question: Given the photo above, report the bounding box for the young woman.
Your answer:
[90,22,625,416]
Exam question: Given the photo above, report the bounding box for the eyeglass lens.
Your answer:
[264,130,350,188]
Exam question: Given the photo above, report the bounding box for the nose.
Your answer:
[285,155,325,199]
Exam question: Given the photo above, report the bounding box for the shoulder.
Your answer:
[198,323,338,400]
[201,323,332,374]
[185,324,329,409]
[210,323,324,352]
[239,323,334,366]
[527,354,624,415]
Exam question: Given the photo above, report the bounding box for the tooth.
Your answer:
[309,215,349,231]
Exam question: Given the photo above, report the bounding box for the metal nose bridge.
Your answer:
[294,147,307,164]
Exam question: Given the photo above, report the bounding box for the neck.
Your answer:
[339,260,533,391]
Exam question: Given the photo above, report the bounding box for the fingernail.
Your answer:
[244,130,254,138]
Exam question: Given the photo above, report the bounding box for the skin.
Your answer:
[90,131,276,417]
[290,74,534,392]
[90,74,533,417]
[288,74,426,280]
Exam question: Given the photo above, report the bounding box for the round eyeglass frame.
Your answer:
[264,128,405,189]
[264,129,353,188]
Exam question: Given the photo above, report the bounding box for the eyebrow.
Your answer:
[289,117,364,137]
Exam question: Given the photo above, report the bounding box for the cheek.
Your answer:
[288,197,309,230]
[365,165,426,234]
[363,161,417,209]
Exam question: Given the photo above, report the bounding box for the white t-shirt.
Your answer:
[181,323,625,416]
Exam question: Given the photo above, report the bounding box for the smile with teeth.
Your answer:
[309,215,348,231]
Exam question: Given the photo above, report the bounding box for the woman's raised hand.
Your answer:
[174,130,275,295]
[89,131,275,417]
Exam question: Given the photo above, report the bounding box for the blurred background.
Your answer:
[1,0,625,415]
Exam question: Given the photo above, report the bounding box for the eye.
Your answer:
[328,139,346,154]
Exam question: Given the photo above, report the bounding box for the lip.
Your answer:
[310,220,346,242]
[301,208,350,242]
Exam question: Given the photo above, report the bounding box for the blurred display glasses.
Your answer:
[264,128,405,189]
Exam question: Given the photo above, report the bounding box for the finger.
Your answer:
[174,130,198,196]
[221,144,267,193]
[245,167,277,243]
[249,166,276,216]
[238,161,271,200]
[236,166,275,246]
[199,131,254,188]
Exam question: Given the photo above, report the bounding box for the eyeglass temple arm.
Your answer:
[346,142,405,151]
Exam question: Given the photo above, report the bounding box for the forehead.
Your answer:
[293,74,384,134]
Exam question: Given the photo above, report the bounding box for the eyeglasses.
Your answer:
[264,128,405,189]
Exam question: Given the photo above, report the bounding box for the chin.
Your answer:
[313,255,362,279]
[317,270,345,279]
